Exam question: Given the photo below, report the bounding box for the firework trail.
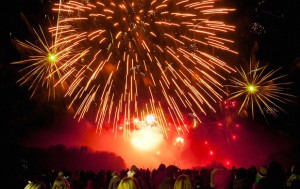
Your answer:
[15,0,238,137]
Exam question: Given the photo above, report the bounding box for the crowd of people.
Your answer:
[24,161,300,189]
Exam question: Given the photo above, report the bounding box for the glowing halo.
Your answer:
[247,84,256,93]
[48,54,57,63]
[131,126,164,151]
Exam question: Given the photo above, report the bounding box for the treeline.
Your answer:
[16,144,126,174]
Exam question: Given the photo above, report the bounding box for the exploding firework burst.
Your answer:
[14,0,238,137]
[11,24,80,99]
[227,60,294,120]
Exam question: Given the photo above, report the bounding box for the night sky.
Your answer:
[1,0,300,174]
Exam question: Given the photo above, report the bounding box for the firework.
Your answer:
[11,24,80,99]
[15,0,238,137]
[55,0,238,135]
[227,60,294,120]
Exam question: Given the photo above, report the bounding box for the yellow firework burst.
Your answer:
[227,60,295,120]
[11,25,80,99]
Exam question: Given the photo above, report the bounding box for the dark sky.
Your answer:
[1,0,300,155]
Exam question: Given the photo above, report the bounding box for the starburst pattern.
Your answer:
[12,25,79,99]
[227,60,294,120]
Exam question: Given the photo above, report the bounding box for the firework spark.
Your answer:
[15,0,238,137]
[227,60,294,120]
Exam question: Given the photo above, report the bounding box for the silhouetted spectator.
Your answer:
[127,165,142,188]
[286,161,300,189]
[24,181,47,189]
[233,167,251,189]
[95,169,106,189]
[247,166,257,186]
[79,169,87,189]
[152,163,166,189]
[158,165,179,189]
[72,170,80,189]
[85,170,96,189]
[267,161,285,189]
[199,168,212,188]
[210,167,233,189]
[143,168,152,189]
[108,171,121,189]
[117,177,141,189]
[174,174,192,189]
[51,171,70,189]
[252,166,268,189]
[192,175,202,189]
[127,165,138,178]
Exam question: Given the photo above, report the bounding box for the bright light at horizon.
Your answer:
[131,127,163,151]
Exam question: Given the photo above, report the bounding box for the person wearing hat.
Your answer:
[252,166,268,189]
[51,171,70,189]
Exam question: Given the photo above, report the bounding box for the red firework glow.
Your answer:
[130,115,164,151]
[20,114,297,170]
